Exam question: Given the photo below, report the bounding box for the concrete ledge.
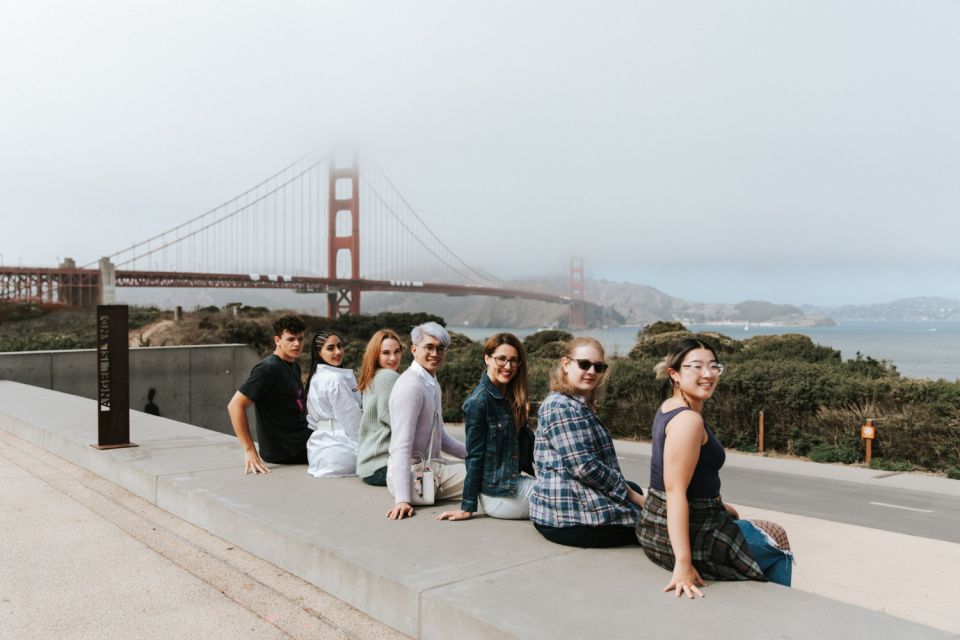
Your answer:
[0,381,950,639]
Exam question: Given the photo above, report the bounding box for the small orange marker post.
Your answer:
[861,418,876,464]
[758,411,765,453]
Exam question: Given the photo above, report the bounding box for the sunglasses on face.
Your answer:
[570,358,608,373]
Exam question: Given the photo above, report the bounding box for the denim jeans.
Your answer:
[362,466,388,487]
[736,520,793,586]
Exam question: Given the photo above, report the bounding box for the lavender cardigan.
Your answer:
[387,361,467,504]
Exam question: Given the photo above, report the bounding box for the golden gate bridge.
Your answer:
[0,155,591,326]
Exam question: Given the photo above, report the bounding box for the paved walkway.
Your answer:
[0,431,406,640]
[1,381,955,639]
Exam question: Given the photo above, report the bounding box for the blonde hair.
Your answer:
[357,329,404,392]
[549,336,607,410]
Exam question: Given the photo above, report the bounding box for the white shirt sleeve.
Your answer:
[329,375,362,440]
[388,373,422,505]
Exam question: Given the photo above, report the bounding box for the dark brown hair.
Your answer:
[303,331,340,412]
[272,315,306,337]
[482,333,529,431]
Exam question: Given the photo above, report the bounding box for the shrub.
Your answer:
[523,330,574,356]
[218,320,271,351]
[868,458,917,473]
[808,442,860,464]
[740,334,841,364]
[639,321,689,337]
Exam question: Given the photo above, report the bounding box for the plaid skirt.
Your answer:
[636,489,766,582]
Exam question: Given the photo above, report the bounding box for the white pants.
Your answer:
[387,459,466,502]
[479,475,535,520]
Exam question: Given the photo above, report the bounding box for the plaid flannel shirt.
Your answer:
[530,392,639,527]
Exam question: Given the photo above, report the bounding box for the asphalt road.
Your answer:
[617,451,960,543]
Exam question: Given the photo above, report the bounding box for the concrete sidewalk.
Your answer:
[0,433,405,640]
[0,381,954,639]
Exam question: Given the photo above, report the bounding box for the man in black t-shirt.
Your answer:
[227,315,312,474]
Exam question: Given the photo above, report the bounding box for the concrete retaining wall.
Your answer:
[0,344,261,435]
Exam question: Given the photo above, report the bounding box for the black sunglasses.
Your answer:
[572,358,608,373]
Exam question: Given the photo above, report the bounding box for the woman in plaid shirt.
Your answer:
[530,337,646,547]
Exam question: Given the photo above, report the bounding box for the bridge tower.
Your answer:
[568,256,585,329]
[327,159,361,318]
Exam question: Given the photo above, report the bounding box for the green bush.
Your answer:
[218,319,271,351]
[640,321,688,337]
[868,458,917,473]
[523,330,574,355]
[808,442,860,464]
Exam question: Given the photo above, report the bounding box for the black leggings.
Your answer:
[534,481,643,548]
[534,523,638,548]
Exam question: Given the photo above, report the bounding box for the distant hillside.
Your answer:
[677,300,835,326]
[809,297,960,321]
[116,276,833,328]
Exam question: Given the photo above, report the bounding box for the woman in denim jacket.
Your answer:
[530,337,645,547]
[438,333,535,521]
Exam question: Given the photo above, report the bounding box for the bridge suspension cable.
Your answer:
[360,171,500,288]
[89,153,522,298]
[363,163,503,287]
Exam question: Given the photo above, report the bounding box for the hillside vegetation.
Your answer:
[2,303,956,477]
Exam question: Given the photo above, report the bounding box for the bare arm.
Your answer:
[662,411,707,598]
[227,391,270,475]
[627,485,646,509]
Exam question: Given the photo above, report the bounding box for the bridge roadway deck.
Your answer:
[0,381,951,639]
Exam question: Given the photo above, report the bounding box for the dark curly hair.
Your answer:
[272,315,306,337]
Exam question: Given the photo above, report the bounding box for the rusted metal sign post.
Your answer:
[861,418,876,465]
[92,305,137,450]
[758,410,765,453]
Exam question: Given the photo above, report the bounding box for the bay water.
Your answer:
[454,320,960,381]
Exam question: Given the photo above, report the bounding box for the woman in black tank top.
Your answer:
[636,337,793,598]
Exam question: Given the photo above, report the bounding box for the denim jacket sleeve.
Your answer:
[460,392,487,513]
[545,399,629,503]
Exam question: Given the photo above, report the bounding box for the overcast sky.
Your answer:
[2,1,958,306]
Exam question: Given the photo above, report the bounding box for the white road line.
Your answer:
[868,501,934,513]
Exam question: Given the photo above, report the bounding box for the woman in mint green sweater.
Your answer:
[356,330,404,486]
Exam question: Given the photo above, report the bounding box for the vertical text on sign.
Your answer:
[98,314,110,412]
[94,305,133,449]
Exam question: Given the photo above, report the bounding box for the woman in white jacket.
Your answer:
[304,330,362,477]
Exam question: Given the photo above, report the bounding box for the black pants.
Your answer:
[362,466,388,487]
[261,450,308,465]
[534,481,643,548]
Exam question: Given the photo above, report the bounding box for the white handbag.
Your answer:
[409,412,440,505]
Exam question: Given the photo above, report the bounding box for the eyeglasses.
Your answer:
[681,363,725,376]
[417,343,447,354]
[571,358,608,374]
[491,355,522,368]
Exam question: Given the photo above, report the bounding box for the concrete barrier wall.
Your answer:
[0,344,262,435]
